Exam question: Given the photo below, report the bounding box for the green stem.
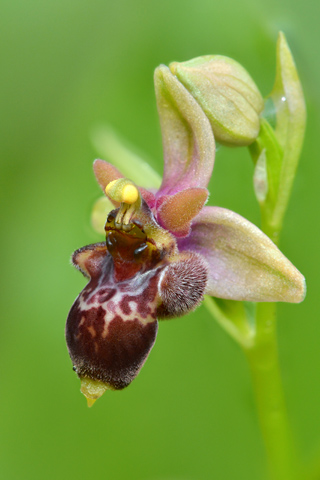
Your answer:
[302,442,320,480]
[260,211,281,246]
[244,302,299,480]
[203,296,254,349]
[205,203,303,478]
[205,296,299,479]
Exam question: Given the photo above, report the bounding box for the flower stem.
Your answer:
[205,296,299,479]
[203,296,254,349]
[244,302,299,480]
[260,212,281,247]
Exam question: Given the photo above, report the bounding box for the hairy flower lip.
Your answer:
[66,210,209,393]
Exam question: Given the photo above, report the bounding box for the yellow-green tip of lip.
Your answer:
[80,377,110,407]
[86,397,97,408]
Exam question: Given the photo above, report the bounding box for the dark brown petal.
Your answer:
[67,299,158,389]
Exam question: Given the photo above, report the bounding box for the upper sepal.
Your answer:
[154,65,215,196]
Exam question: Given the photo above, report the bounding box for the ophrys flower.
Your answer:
[66,64,305,406]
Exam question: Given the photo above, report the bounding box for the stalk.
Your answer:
[244,302,299,480]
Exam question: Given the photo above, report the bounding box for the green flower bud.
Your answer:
[170,55,264,146]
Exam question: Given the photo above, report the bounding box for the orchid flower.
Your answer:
[66,61,305,406]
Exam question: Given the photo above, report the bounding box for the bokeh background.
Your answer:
[1,0,319,479]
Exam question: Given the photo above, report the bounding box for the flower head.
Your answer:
[66,63,305,406]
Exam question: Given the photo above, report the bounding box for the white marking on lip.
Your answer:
[87,325,96,338]
[79,316,85,327]
[77,265,164,336]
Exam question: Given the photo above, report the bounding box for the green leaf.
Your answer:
[250,118,283,215]
[249,32,306,238]
[268,32,306,230]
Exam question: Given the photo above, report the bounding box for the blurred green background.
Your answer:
[1,0,319,479]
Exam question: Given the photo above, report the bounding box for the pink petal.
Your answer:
[93,159,156,208]
[156,188,208,237]
[139,188,156,209]
[178,206,306,303]
[154,66,215,197]
[93,159,123,191]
